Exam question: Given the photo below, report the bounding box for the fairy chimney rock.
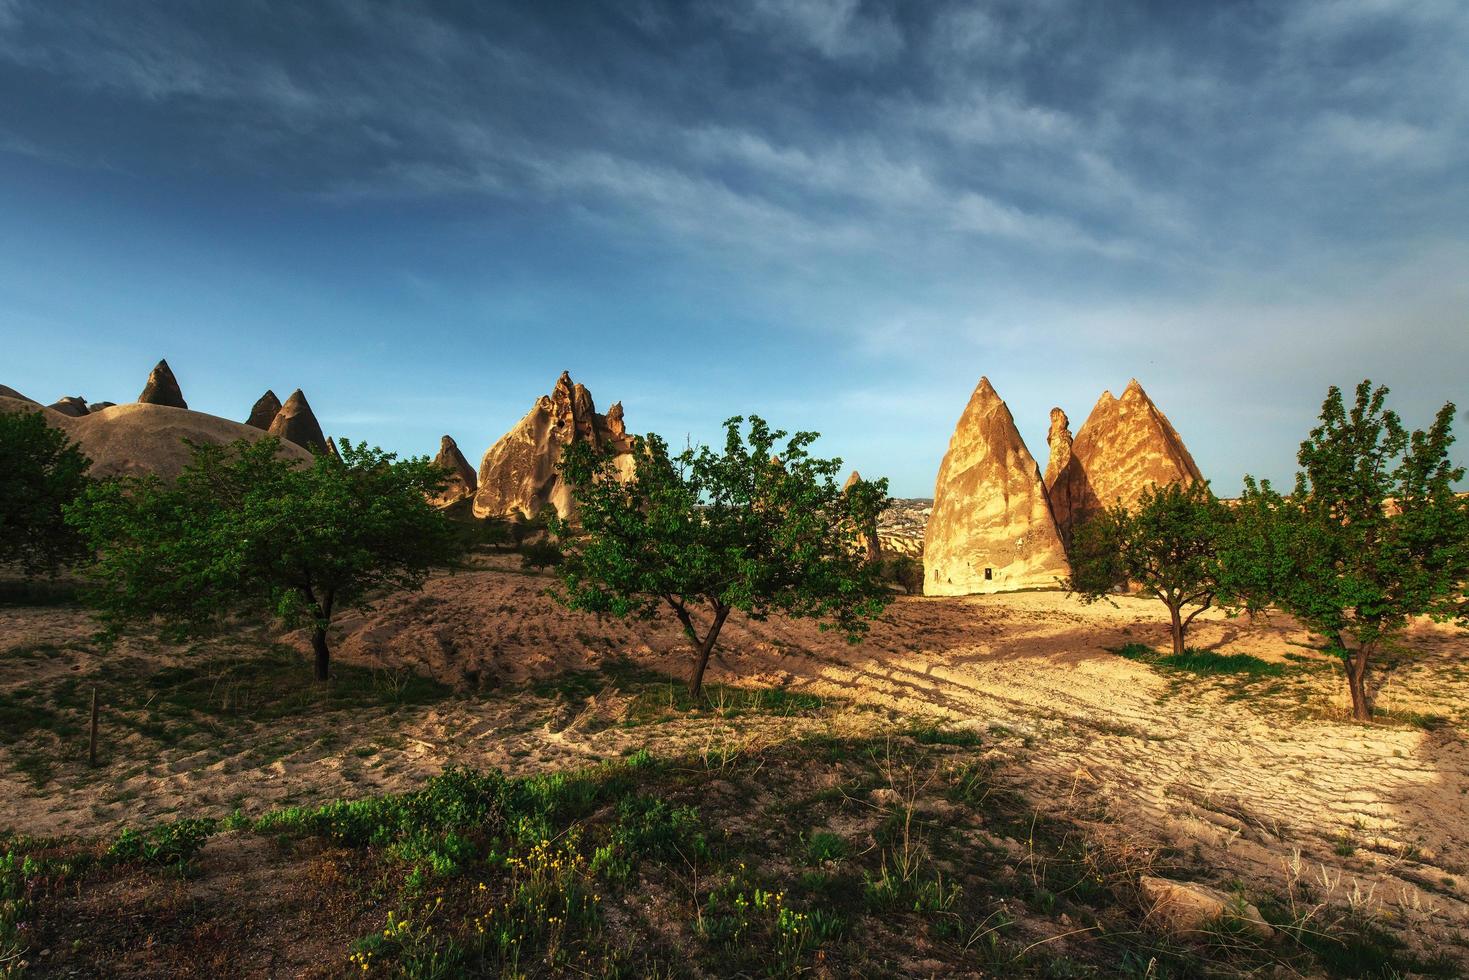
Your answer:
[923,377,1070,595]
[137,359,188,409]
[267,389,329,455]
[473,372,637,521]
[843,470,881,563]
[246,390,282,430]
[431,435,478,507]
[1046,380,1202,545]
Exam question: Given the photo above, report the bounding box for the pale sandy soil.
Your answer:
[3,554,1467,959]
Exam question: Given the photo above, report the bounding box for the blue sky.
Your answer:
[2,0,1466,496]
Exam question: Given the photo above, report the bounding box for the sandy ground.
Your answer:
[3,555,1467,958]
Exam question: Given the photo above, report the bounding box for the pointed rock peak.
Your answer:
[1047,407,1072,442]
[1043,407,1075,491]
[605,401,626,438]
[844,469,863,490]
[267,389,328,454]
[1119,378,1151,404]
[138,359,187,409]
[961,376,1008,418]
[473,373,636,520]
[925,375,1070,595]
[1050,378,1203,544]
[434,434,475,492]
[245,389,281,430]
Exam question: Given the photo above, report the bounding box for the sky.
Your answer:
[2,0,1466,497]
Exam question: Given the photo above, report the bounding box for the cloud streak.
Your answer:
[1,0,1466,493]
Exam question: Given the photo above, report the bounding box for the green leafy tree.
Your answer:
[1223,381,1469,721]
[0,410,92,578]
[551,416,891,698]
[66,437,461,681]
[1068,480,1231,655]
[880,555,925,595]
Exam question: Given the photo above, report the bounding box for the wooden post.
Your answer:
[88,686,99,767]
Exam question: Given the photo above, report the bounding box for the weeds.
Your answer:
[105,817,218,868]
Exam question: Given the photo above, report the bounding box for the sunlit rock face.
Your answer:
[472,372,636,521]
[431,434,478,508]
[923,377,1071,596]
[1045,379,1203,545]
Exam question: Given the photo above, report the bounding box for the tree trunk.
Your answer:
[312,626,330,682]
[304,587,335,683]
[1168,602,1185,656]
[1345,642,1373,722]
[687,605,731,700]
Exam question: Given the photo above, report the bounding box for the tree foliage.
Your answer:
[551,416,891,697]
[1223,381,1469,720]
[0,409,93,578]
[66,437,461,680]
[1068,479,1231,655]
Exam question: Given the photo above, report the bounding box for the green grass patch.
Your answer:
[905,723,984,747]
[1111,643,1285,677]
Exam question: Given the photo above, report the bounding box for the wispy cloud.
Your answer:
[2,0,1467,492]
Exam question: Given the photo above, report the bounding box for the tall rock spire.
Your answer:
[1046,379,1203,545]
[923,377,1070,595]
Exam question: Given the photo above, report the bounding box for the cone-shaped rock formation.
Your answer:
[137,359,187,409]
[431,435,478,507]
[267,389,328,455]
[1045,379,1203,544]
[844,470,881,563]
[473,371,636,520]
[923,378,1070,595]
[246,390,282,430]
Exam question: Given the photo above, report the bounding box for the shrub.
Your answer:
[105,817,218,867]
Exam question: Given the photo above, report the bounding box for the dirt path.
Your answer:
[3,562,1466,959]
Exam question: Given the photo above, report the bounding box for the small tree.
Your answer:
[1224,381,1468,721]
[66,437,461,681]
[0,410,93,578]
[552,416,891,698]
[1069,480,1231,655]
